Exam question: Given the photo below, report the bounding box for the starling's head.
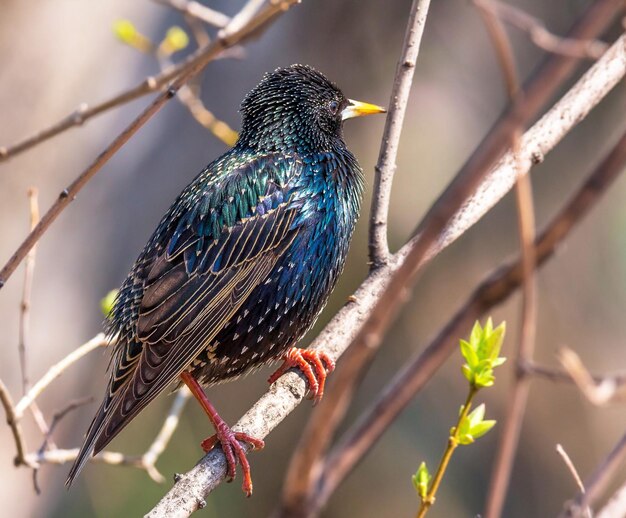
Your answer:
[237,64,385,153]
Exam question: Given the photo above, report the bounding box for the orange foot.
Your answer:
[268,347,335,404]
[180,371,264,496]
[200,425,264,497]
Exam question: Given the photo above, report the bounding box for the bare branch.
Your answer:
[476,0,608,59]
[18,188,39,393]
[141,387,191,483]
[560,432,626,517]
[0,0,303,290]
[147,28,626,518]
[556,443,591,518]
[559,347,626,405]
[522,361,626,388]
[152,0,231,28]
[14,333,109,418]
[473,5,540,517]
[315,127,626,505]
[0,378,35,468]
[368,0,431,267]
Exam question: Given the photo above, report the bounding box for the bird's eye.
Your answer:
[328,100,339,115]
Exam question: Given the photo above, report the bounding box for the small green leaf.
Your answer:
[100,289,118,319]
[470,419,496,439]
[460,339,478,368]
[412,462,431,499]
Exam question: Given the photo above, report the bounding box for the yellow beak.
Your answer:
[341,99,387,121]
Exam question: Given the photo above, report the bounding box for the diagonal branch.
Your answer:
[0,0,303,291]
[560,431,626,517]
[316,128,626,504]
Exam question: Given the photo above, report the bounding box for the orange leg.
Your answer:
[180,371,264,497]
[268,348,335,404]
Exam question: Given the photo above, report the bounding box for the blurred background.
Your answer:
[1,0,625,516]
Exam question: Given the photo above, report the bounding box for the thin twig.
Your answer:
[474,5,539,518]
[141,386,191,483]
[39,397,95,454]
[0,0,302,290]
[0,378,35,468]
[313,127,626,506]
[476,0,608,59]
[157,55,238,146]
[0,5,232,163]
[559,347,626,405]
[17,188,51,442]
[18,188,39,394]
[147,27,626,518]
[14,333,109,418]
[556,443,590,518]
[522,361,626,388]
[152,0,231,28]
[560,432,626,517]
[368,0,431,267]
[16,388,189,483]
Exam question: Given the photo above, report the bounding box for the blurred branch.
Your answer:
[475,0,608,59]
[522,360,626,389]
[313,127,626,505]
[556,444,592,518]
[152,0,231,28]
[157,54,239,147]
[560,431,626,517]
[147,27,626,518]
[17,188,51,443]
[558,347,626,405]
[4,339,189,483]
[14,333,109,418]
[597,481,626,518]
[473,5,539,518]
[0,0,302,291]
[406,0,622,255]
[18,188,39,394]
[368,0,431,267]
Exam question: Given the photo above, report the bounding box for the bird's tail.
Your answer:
[65,398,110,487]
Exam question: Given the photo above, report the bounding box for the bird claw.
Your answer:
[201,426,264,497]
[268,347,335,404]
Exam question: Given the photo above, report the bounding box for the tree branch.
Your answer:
[477,0,608,59]
[474,5,539,517]
[368,0,431,267]
[560,431,626,517]
[0,0,303,290]
[152,0,231,28]
[315,127,626,505]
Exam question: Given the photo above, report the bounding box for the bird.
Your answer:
[66,64,385,496]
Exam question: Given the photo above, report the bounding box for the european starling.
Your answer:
[66,64,385,495]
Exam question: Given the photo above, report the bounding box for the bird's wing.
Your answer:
[67,154,303,485]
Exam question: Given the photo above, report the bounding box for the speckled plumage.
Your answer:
[67,65,374,486]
